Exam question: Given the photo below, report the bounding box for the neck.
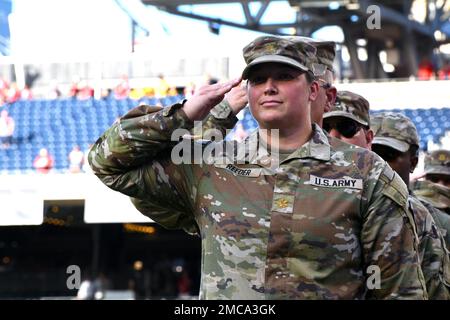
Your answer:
[258,124,313,151]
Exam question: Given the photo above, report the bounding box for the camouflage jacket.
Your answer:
[89,102,426,300]
[413,180,450,249]
[202,104,448,299]
[409,195,450,299]
[417,193,450,247]
[413,180,450,214]
[190,100,238,141]
[203,104,449,299]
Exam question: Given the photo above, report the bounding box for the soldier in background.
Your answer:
[89,35,426,299]
[322,93,449,298]
[322,91,373,149]
[370,112,450,299]
[414,150,450,248]
[414,150,450,215]
[290,37,337,127]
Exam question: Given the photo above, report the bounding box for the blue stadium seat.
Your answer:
[1,97,446,172]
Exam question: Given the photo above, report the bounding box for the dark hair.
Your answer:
[305,72,314,83]
[409,145,419,158]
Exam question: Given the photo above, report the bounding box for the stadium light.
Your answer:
[328,2,340,10]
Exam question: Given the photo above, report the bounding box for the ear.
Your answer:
[365,129,374,149]
[410,155,418,172]
[309,81,319,102]
[324,87,337,113]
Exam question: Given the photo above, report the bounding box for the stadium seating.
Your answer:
[0,97,448,173]
[1,95,183,173]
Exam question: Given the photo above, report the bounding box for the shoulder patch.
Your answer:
[381,163,395,181]
[379,165,408,208]
[380,165,421,241]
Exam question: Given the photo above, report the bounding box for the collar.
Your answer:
[286,124,331,162]
[233,124,331,165]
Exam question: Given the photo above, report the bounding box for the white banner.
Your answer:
[0,172,152,225]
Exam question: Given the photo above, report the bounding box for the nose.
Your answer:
[263,78,277,95]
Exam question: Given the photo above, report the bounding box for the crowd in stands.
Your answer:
[0,58,448,105]
[0,72,233,106]
[0,109,14,149]
[418,58,450,80]
[0,73,184,105]
[64,73,180,101]
[29,145,90,174]
[33,148,54,174]
[0,78,33,105]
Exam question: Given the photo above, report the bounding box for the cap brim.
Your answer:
[242,55,309,79]
[372,137,410,152]
[323,111,369,126]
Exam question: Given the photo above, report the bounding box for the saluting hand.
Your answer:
[183,77,241,121]
[225,83,248,115]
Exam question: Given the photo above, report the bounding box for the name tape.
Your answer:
[310,175,363,189]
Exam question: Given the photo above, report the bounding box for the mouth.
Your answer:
[260,100,282,107]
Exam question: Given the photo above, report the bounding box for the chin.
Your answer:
[256,117,285,129]
[255,110,283,121]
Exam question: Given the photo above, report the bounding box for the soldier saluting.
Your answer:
[89,35,426,299]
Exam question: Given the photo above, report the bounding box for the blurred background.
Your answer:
[0,0,449,299]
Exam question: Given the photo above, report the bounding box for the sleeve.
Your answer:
[425,202,450,251]
[410,197,450,299]
[361,164,427,299]
[191,100,239,140]
[88,103,199,233]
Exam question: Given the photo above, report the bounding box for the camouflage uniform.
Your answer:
[423,150,450,177]
[195,100,238,140]
[414,150,450,215]
[414,150,450,249]
[415,181,450,214]
[371,112,450,299]
[89,35,426,300]
[283,36,335,76]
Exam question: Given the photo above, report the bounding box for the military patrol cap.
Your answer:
[371,112,419,152]
[285,36,336,74]
[323,90,370,126]
[424,149,450,176]
[242,35,317,79]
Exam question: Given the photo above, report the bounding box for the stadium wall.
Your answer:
[0,172,151,226]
